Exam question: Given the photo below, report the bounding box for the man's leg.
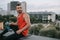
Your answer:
[4,33,24,40]
[4,33,18,40]
[3,25,24,40]
[10,25,18,32]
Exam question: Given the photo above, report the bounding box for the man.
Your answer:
[4,3,31,40]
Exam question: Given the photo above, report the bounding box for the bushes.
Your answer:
[55,31,60,39]
[29,26,35,34]
[29,25,40,35]
[40,27,57,38]
[0,15,17,22]
[39,24,60,38]
[29,24,44,35]
[55,26,60,31]
[55,24,60,39]
[29,24,60,39]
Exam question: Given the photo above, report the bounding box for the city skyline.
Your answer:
[0,0,60,14]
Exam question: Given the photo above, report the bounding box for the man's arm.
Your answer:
[10,22,17,25]
[21,13,31,31]
[16,13,31,34]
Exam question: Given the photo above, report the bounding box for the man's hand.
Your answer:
[16,30,22,34]
[9,22,17,25]
[9,22,14,25]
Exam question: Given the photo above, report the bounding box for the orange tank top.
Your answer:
[17,13,28,36]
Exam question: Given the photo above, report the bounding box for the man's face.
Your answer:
[16,6,22,13]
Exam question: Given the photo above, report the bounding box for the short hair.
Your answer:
[16,2,21,6]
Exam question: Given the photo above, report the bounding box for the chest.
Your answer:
[17,14,25,23]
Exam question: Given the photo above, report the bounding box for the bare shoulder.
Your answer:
[23,13,30,18]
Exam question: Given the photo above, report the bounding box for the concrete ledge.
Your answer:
[0,30,60,40]
[20,35,60,40]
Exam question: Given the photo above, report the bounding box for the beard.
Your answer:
[17,10,22,13]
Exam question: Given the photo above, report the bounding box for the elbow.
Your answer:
[29,23,31,26]
[27,23,31,27]
[29,23,31,27]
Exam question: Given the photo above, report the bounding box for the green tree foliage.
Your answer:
[0,15,17,22]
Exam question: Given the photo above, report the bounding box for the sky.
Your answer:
[0,0,60,13]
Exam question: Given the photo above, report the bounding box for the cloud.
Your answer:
[0,0,60,13]
[26,0,60,13]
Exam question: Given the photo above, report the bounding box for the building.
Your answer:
[7,1,27,16]
[0,8,7,15]
[21,1,27,13]
[29,11,56,23]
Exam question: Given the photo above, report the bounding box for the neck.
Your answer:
[18,12,22,14]
[18,12,23,15]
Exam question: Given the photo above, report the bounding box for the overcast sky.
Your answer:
[0,0,60,13]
